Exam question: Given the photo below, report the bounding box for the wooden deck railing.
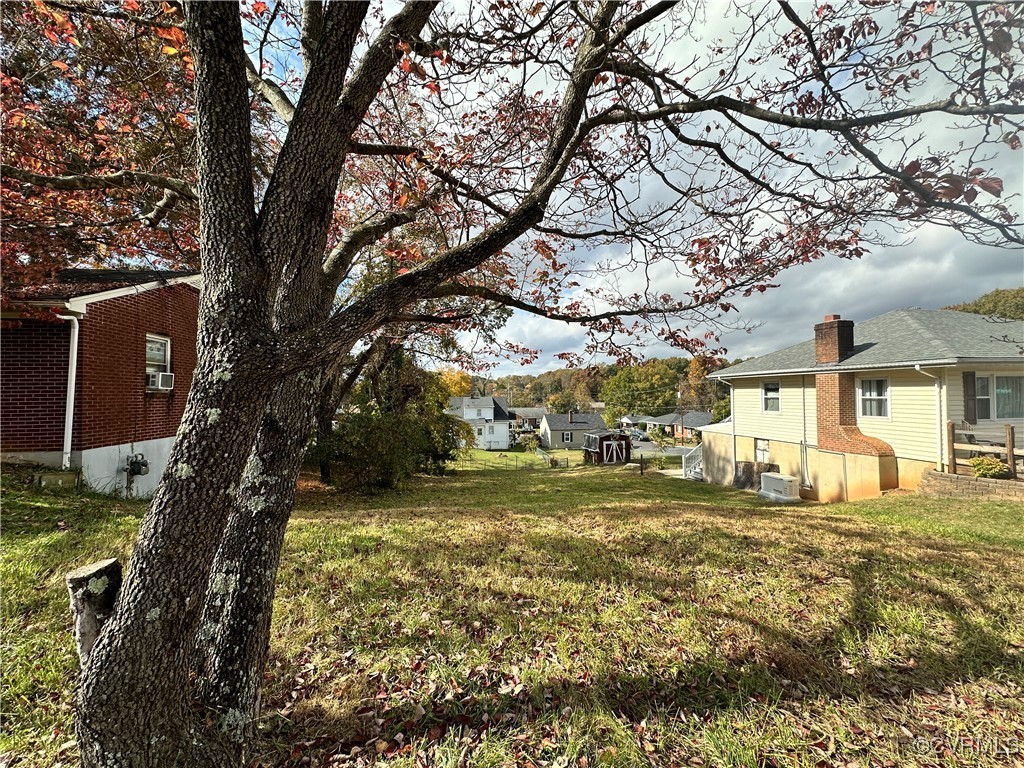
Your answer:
[946,421,1019,479]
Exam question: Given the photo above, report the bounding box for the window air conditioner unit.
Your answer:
[759,472,800,503]
[146,372,175,390]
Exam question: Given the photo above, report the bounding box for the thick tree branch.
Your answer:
[1,164,195,200]
[243,56,295,124]
[322,210,418,283]
[588,95,1024,133]
[427,283,684,324]
[301,1,324,73]
[44,0,182,30]
[273,1,627,372]
[183,1,260,284]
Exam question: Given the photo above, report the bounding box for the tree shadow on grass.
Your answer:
[261,513,1024,766]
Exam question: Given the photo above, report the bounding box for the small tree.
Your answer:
[648,428,675,452]
[519,433,541,454]
[712,396,731,424]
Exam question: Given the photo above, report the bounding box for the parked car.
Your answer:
[630,429,649,441]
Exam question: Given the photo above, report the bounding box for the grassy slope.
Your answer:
[2,464,1022,767]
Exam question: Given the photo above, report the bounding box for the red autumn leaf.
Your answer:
[124,0,141,11]
[397,193,409,208]
[425,81,441,96]
[901,159,921,176]
[51,60,70,72]
[976,177,1003,198]
[252,1,268,16]
[400,58,427,79]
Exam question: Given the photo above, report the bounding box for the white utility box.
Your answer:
[758,472,801,503]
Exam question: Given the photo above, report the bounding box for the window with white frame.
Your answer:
[975,376,992,420]
[859,379,889,418]
[995,376,1024,419]
[488,425,494,435]
[761,381,780,412]
[476,408,482,417]
[146,335,171,374]
[562,431,573,443]
[476,427,483,437]
[754,438,770,463]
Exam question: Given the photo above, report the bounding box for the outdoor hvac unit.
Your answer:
[146,372,175,390]
[758,472,800,503]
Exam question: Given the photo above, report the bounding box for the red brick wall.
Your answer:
[0,319,71,452]
[815,372,894,457]
[74,284,199,450]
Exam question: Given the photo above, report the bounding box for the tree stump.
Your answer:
[67,558,122,667]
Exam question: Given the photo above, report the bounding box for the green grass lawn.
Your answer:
[453,447,586,471]
[3,463,1023,767]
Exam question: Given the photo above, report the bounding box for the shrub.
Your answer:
[519,433,540,453]
[967,456,1012,479]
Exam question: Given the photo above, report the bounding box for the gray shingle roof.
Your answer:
[620,413,653,423]
[711,309,1023,379]
[682,411,714,428]
[446,396,512,421]
[646,412,680,426]
[542,412,606,431]
[644,412,712,428]
[510,407,548,419]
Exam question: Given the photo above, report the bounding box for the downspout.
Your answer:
[56,314,80,470]
[728,381,736,484]
[800,374,811,488]
[914,365,943,471]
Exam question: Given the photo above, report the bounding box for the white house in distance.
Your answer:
[701,309,1024,502]
[446,396,513,450]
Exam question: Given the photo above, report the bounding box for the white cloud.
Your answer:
[483,225,1022,375]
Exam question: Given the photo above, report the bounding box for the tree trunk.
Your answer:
[317,378,336,485]
[315,349,371,485]
[195,368,321,749]
[75,345,275,767]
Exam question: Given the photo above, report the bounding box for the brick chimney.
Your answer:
[813,314,895,468]
[814,314,855,364]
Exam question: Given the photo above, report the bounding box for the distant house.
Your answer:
[446,396,513,450]
[646,411,713,440]
[510,406,547,430]
[618,413,653,429]
[539,412,606,449]
[1,269,201,496]
[701,310,1024,502]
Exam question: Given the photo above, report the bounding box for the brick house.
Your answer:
[2,269,201,496]
[700,310,1024,502]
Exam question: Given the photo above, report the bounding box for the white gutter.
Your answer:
[711,357,1020,381]
[914,365,943,471]
[728,381,736,483]
[56,314,80,470]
